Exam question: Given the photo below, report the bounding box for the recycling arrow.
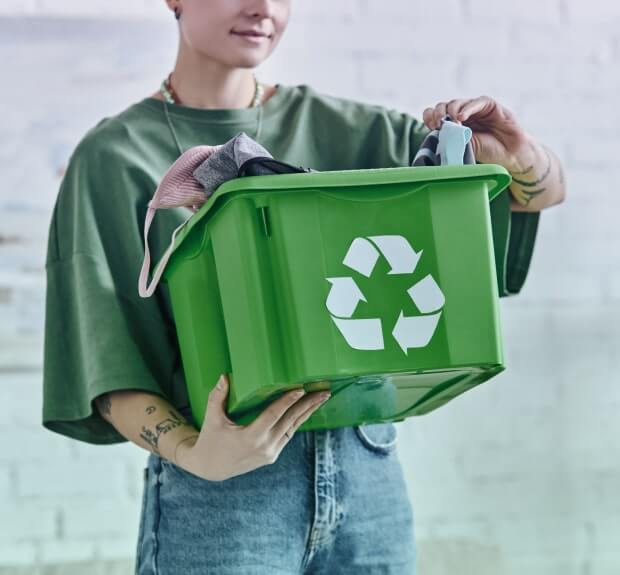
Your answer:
[367,235,422,275]
[342,235,422,277]
[331,317,384,350]
[392,311,442,354]
[325,234,445,354]
[407,274,445,314]
[325,277,367,318]
[342,237,380,277]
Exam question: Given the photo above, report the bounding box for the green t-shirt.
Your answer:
[43,83,539,444]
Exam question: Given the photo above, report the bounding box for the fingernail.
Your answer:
[293,389,305,398]
[319,392,331,401]
[217,376,225,390]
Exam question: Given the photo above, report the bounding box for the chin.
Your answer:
[230,53,267,69]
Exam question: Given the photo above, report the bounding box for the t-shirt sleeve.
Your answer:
[394,109,432,166]
[502,209,540,296]
[359,106,432,168]
[43,128,179,444]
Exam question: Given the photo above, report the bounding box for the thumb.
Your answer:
[205,374,236,427]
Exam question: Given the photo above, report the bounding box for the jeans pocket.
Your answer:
[354,421,398,454]
[160,457,220,485]
[160,458,191,481]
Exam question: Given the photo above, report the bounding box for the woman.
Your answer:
[42,1,566,573]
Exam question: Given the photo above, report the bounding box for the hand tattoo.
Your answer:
[510,144,552,206]
[511,145,552,187]
[146,405,156,415]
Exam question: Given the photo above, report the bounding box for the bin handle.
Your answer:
[138,144,221,299]
[138,206,195,298]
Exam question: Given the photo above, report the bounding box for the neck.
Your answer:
[170,44,256,109]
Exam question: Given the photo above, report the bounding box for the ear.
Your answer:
[165,0,180,17]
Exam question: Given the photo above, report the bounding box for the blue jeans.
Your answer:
[135,423,415,574]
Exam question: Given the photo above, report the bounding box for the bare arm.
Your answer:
[93,375,331,481]
[94,390,199,465]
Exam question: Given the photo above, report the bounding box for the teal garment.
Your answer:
[42,83,539,444]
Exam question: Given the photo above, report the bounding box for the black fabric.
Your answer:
[237,156,314,177]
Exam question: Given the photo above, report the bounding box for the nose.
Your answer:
[244,0,273,19]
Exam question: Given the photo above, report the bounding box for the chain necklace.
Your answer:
[160,72,265,156]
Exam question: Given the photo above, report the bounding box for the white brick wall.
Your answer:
[0,0,170,20]
[1,1,618,573]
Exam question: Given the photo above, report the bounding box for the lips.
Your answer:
[232,30,270,37]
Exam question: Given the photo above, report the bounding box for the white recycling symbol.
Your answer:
[325,235,445,354]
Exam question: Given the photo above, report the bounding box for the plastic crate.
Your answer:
[160,164,512,430]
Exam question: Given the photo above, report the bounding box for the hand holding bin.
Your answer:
[140,120,518,431]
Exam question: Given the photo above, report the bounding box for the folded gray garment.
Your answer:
[192,131,273,196]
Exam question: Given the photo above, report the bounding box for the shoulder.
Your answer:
[66,110,136,172]
[54,103,162,217]
[65,93,161,177]
[48,104,156,264]
[291,84,420,128]
[293,84,384,112]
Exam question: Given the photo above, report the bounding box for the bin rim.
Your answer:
[158,163,511,273]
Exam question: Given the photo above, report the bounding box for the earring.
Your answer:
[174,5,181,19]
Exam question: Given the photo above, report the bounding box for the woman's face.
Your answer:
[173,0,291,68]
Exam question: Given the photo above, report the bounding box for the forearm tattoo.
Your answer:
[509,143,553,206]
[139,409,191,456]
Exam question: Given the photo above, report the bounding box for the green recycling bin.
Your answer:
[160,164,512,431]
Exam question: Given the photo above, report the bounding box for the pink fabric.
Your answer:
[138,144,223,298]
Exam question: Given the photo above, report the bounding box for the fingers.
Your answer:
[422,107,433,128]
[423,98,479,129]
[446,98,474,123]
[273,392,331,452]
[205,374,237,428]
[246,387,308,435]
[271,390,330,439]
[426,102,447,129]
[423,102,449,130]
[457,96,494,123]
